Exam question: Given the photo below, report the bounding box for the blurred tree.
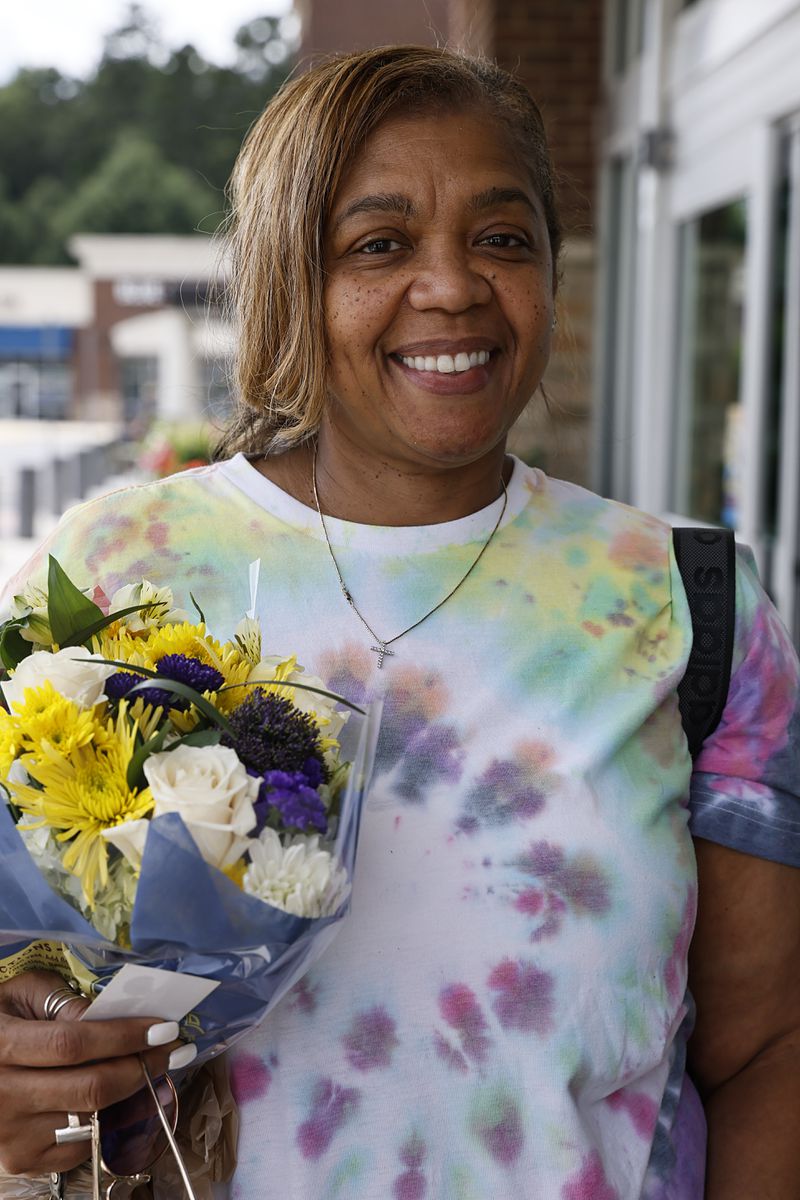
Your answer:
[0,4,293,264]
[51,131,219,244]
[0,175,35,262]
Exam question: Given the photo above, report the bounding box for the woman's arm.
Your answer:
[689,837,800,1199]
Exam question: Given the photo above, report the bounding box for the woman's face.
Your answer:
[321,106,556,474]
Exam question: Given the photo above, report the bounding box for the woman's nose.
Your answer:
[405,241,492,312]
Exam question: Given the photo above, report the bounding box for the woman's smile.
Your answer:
[389,340,497,396]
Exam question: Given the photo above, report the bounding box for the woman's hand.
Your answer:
[0,969,181,1177]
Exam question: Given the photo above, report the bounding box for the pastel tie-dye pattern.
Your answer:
[3,454,798,1200]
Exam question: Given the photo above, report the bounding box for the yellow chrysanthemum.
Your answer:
[92,627,143,666]
[137,621,216,667]
[0,706,20,778]
[9,702,153,907]
[10,681,101,759]
[127,699,163,740]
[254,654,302,695]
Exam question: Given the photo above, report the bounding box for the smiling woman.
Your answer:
[2,43,800,1200]
[315,108,555,515]
[217,46,561,522]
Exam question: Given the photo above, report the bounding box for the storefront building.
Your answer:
[597,0,800,639]
[0,237,231,430]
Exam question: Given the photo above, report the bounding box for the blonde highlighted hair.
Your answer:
[216,45,562,460]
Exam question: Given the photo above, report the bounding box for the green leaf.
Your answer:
[171,728,222,749]
[63,604,154,649]
[92,658,161,678]
[0,622,34,671]
[47,557,103,647]
[188,592,206,624]
[221,678,366,716]
[126,724,169,791]
[126,677,235,736]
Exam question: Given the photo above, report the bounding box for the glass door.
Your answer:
[770,117,800,641]
[596,157,639,502]
[672,200,747,527]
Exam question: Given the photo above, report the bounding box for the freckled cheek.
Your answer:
[327,284,393,351]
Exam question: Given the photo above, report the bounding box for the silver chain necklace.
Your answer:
[311,444,508,667]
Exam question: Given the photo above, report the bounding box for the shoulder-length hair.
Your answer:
[216,45,562,460]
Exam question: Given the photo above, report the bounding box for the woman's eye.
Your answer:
[357,237,403,255]
[479,232,529,249]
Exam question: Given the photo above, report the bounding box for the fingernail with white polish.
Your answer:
[169,1042,198,1071]
[146,1021,180,1047]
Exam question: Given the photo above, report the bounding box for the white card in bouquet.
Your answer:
[81,963,219,1022]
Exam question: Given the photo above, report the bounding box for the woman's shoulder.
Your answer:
[63,458,230,518]
[1,460,237,610]
[528,467,673,558]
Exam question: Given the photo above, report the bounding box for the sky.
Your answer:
[0,0,296,84]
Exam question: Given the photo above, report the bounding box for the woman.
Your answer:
[1,45,799,1199]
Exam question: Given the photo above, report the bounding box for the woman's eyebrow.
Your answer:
[333,193,417,230]
[469,186,538,217]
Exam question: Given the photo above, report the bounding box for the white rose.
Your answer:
[242,828,351,917]
[247,658,348,740]
[141,744,258,870]
[4,646,116,710]
[110,580,188,632]
[101,818,149,873]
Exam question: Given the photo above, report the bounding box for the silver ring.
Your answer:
[43,982,84,1021]
[54,1113,93,1145]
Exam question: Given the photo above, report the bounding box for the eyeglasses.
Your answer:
[99,1065,181,1197]
[50,1063,196,1200]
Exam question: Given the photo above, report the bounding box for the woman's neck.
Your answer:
[255,434,510,527]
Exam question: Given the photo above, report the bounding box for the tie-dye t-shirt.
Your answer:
[3,453,800,1200]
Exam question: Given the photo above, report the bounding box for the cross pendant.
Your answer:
[370,641,394,668]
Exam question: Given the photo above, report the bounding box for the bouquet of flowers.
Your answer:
[0,558,380,1063]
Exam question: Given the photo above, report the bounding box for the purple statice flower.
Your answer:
[105,654,224,711]
[105,671,174,710]
[155,654,224,695]
[222,691,329,780]
[255,768,328,835]
[302,756,325,787]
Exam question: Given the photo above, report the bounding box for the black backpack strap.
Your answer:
[673,527,736,757]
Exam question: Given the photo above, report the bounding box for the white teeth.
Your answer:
[398,350,491,374]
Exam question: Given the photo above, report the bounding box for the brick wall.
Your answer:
[493,0,603,236]
[298,0,450,58]
[447,0,494,55]
[492,0,602,483]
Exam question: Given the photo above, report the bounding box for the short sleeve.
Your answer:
[687,545,800,867]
